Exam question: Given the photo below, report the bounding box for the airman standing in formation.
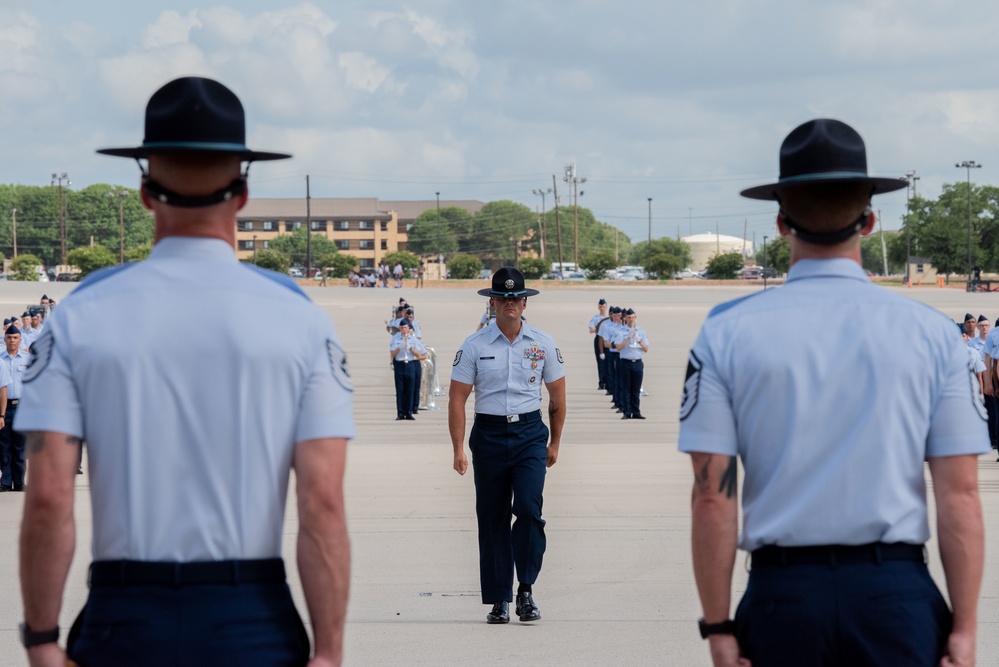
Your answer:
[391,319,427,421]
[588,298,609,390]
[612,308,649,419]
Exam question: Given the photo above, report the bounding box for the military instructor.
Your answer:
[449,267,566,625]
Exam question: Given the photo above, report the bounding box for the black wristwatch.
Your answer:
[19,622,59,648]
[698,617,736,639]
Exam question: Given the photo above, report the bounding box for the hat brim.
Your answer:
[740,173,908,201]
[477,288,540,298]
[97,142,291,162]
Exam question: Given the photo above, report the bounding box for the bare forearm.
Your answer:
[298,512,351,664]
[547,400,565,444]
[691,495,738,622]
[20,501,75,629]
[936,491,984,633]
[448,402,466,453]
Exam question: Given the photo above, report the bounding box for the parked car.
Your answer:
[477,269,493,280]
[56,272,77,282]
[615,266,647,281]
[674,268,698,279]
[288,267,304,278]
[738,267,763,280]
[563,271,586,281]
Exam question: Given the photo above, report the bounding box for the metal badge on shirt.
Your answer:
[326,338,353,392]
[679,350,702,421]
[23,329,54,384]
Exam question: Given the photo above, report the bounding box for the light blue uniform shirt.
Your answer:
[0,348,29,399]
[390,332,427,362]
[613,326,649,361]
[15,237,355,562]
[588,312,605,331]
[599,318,623,350]
[452,321,565,415]
[968,334,986,355]
[969,347,986,374]
[983,328,999,362]
[678,258,989,551]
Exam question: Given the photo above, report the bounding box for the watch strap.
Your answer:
[19,622,59,648]
[698,618,736,639]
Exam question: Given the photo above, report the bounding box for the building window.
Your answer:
[336,240,350,250]
[359,240,374,250]
[380,221,388,232]
[311,220,327,231]
[240,221,253,231]
[359,258,374,269]
[337,220,349,231]
[381,239,388,250]
[240,240,254,250]
[263,221,273,231]
[359,220,372,230]
[263,241,270,248]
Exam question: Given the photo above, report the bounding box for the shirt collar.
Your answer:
[786,258,869,284]
[149,237,238,263]
[487,321,533,344]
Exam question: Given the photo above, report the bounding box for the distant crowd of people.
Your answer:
[349,261,426,289]
[961,312,999,460]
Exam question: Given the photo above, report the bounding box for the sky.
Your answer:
[2,0,998,245]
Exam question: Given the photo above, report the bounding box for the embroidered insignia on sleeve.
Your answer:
[679,350,702,421]
[23,329,54,383]
[452,349,463,366]
[327,338,353,392]
[556,348,564,364]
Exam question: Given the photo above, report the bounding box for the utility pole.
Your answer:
[877,209,888,277]
[51,172,70,266]
[11,207,16,258]
[552,175,563,274]
[305,174,312,277]
[955,161,981,290]
[563,162,585,266]
[532,187,552,259]
[904,171,919,286]
[252,235,258,264]
[647,198,652,266]
[109,187,128,263]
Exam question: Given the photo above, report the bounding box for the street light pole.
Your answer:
[956,161,981,290]
[252,234,258,264]
[563,162,586,267]
[11,207,16,258]
[109,187,128,263]
[903,171,918,286]
[647,197,652,256]
[763,235,768,289]
[51,172,70,266]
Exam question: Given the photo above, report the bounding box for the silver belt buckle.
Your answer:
[507,414,520,423]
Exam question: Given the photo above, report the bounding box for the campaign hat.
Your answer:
[97,77,291,162]
[740,119,907,201]
[477,267,539,298]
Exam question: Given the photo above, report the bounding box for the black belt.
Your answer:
[89,558,286,587]
[752,542,924,568]
[475,410,542,425]
[6,399,18,407]
[622,358,642,363]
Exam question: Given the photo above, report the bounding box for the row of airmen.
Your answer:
[589,299,650,419]
[962,313,999,461]
[387,298,428,420]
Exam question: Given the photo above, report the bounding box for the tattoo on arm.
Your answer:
[718,456,737,498]
[695,458,712,493]
[26,432,45,455]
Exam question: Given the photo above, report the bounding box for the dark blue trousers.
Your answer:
[67,581,310,666]
[412,360,423,414]
[618,359,643,415]
[393,359,416,418]
[987,394,998,447]
[0,404,25,488]
[735,559,950,666]
[605,351,619,405]
[469,413,548,603]
[593,335,606,389]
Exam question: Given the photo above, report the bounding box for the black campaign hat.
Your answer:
[740,119,907,201]
[477,267,539,298]
[97,77,291,162]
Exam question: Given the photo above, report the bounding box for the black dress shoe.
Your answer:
[621,414,631,420]
[486,601,509,624]
[0,485,10,492]
[12,484,23,491]
[396,416,405,421]
[404,414,416,420]
[632,413,646,419]
[515,591,540,622]
[615,408,623,413]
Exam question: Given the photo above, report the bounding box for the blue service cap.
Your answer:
[610,306,621,313]
[6,325,20,335]
[624,308,635,315]
[398,318,412,328]
[3,320,10,326]
[399,298,407,303]
[958,322,966,334]
[598,298,607,305]
[965,313,976,322]
[21,312,28,318]
[979,314,988,323]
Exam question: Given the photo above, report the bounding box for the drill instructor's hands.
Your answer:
[453,449,468,475]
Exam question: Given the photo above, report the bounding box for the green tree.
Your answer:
[629,238,692,277]
[67,245,117,279]
[253,248,290,274]
[757,236,790,274]
[448,253,482,279]
[647,252,684,279]
[327,253,358,278]
[10,254,41,281]
[518,257,548,279]
[580,250,617,280]
[538,207,628,264]
[406,206,470,257]
[125,244,153,262]
[464,201,536,262]
[705,252,744,279]
[268,228,339,267]
[382,250,420,270]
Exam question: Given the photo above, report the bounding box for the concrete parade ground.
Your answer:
[0,279,996,665]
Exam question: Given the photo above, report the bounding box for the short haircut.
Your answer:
[778,182,872,235]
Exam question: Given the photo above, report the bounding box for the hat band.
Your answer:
[778,171,872,185]
[491,290,527,298]
[141,141,252,153]
[142,175,247,208]
[780,209,868,246]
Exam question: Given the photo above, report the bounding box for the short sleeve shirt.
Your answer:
[390,332,427,362]
[614,326,649,360]
[678,259,990,551]
[15,237,355,562]
[451,321,565,415]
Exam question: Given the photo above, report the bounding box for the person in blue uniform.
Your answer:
[390,319,427,420]
[448,267,566,625]
[588,299,609,390]
[404,308,425,416]
[0,326,29,491]
[612,308,649,419]
[679,119,988,667]
[600,307,623,410]
[17,77,354,666]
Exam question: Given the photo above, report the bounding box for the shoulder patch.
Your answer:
[556,348,564,364]
[327,338,353,392]
[452,349,463,366]
[24,329,54,383]
[679,350,702,421]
